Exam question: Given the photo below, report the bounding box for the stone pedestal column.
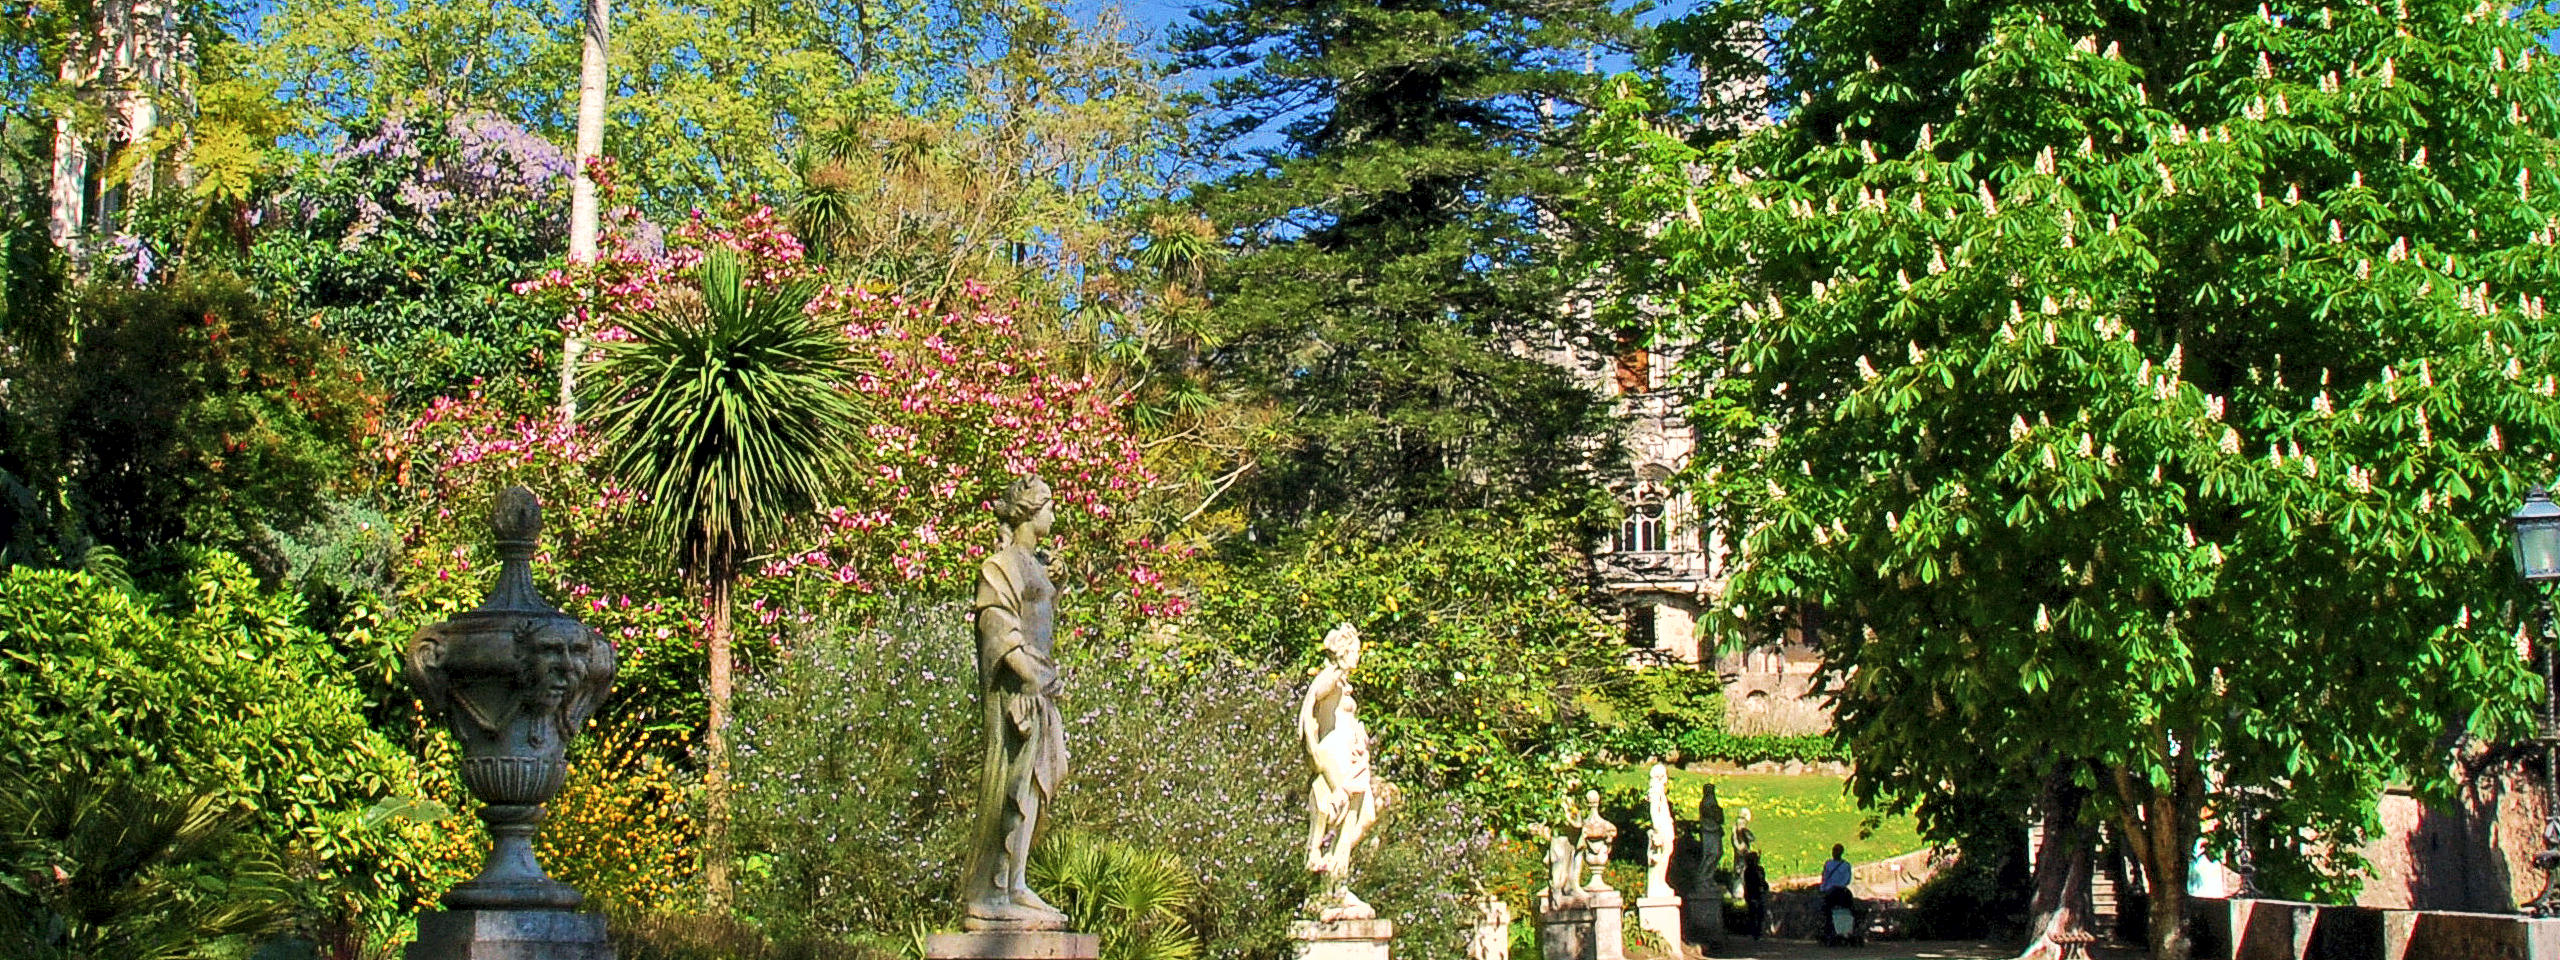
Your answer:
[925,931,1100,960]
[1633,895,1681,949]
[1290,918,1393,960]
[1537,891,1626,960]
[409,911,612,960]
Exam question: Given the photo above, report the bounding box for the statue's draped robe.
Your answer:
[962,546,1066,904]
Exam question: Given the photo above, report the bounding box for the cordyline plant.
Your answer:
[579,243,870,907]
[1580,0,2560,956]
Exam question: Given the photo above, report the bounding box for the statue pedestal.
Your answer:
[1634,895,1681,949]
[405,910,612,960]
[1290,918,1393,960]
[925,931,1100,960]
[1537,891,1625,960]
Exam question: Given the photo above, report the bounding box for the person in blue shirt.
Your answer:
[1819,844,1855,945]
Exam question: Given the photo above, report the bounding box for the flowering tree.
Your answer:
[392,204,1188,744]
[1580,0,2560,954]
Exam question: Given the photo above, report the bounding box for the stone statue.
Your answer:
[1468,885,1513,960]
[1731,806,1757,862]
[1303,623,1387,921]
[406,486,617,910]
[1645,764,1675,898]
[1695,782,1727,898]
[1537,821,1585,911]
[1579,788,1618,893]
[960,477,1070,930]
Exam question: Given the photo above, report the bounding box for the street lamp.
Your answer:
[2507,486,2560,916]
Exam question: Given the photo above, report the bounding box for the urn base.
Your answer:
[406,909,612,960]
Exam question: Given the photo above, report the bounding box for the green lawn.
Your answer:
[1596,768,1925,882]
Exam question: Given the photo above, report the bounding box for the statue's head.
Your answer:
[994,476,1055,536]
[1649,763,1667,787]
[1323,623,1362,668]
[1584,788,1601,807]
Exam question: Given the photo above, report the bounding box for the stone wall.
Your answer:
[2353,766,2541,912]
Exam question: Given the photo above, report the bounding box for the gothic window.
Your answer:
[1615,499,1668,553]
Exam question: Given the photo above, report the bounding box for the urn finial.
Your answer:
[491,485,542,560]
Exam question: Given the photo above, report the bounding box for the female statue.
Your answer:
[1303,623,1385,920]
[961,477,1069,929]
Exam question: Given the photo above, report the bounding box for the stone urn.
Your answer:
[408,486,617,910]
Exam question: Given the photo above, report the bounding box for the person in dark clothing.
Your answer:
[1741,851,1770,939]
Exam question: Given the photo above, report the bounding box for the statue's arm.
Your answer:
[1299,666,1338,749]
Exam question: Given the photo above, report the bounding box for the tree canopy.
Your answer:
[1582,0,2560,954]
[1172,0,1639,533]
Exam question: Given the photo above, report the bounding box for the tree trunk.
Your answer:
[562,0,608,420]
[704,569,733,909]
[50,43,95,251]
[2111,752,2205,960]
[2019,764,2096,960]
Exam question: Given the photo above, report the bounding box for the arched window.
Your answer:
[1615,499,1667,553]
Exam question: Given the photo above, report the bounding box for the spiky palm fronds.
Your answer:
[0,764,292,960]
[581,247,868,578]
[1027,832,1203,960]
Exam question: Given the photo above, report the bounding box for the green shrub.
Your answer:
[0,763,295,960]
[1186,509,1631,831]
[0,553,440,936]
[1668,731,1846,766]
[0,274,379,569]
[1031,832,1202,960]
[732,603,1503,960]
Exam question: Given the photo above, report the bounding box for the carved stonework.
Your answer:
[407,486,616,910]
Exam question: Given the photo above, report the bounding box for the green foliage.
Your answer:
[608,913,895,960]
[1172,0,1632,531]
[240,110,568,410]
[1580,665,1726,760]
[1584,0,2560,950]
[732,603,1503,960]
[1667,732,1845,766]
[583,247,869,580]
[0,274,380,569]
[1187,509,1630,830]
[0,553,440,932]
[0,764,296,960]
[1029,832,1203,960]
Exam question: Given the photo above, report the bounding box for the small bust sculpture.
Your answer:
[1578,788,1618,892]
[406,486,617,910]
[1695,783,1727,898]
[1645,763,1675,898]
[1303,623,1387,921]
[960,477,1070,930]
[1467,885,1513,960]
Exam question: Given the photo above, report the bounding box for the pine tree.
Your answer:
[1172,0,1636,531]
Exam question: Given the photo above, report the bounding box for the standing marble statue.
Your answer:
[1644,765,1675,898]
[1578,789,1618,893]
[1303,623,1386,921]
[1694,783,1727,898]
[961,477,1070,930]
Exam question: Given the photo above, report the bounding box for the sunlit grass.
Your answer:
[1595,768,1924,883]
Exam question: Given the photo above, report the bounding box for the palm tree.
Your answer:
[580,247,867,907]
